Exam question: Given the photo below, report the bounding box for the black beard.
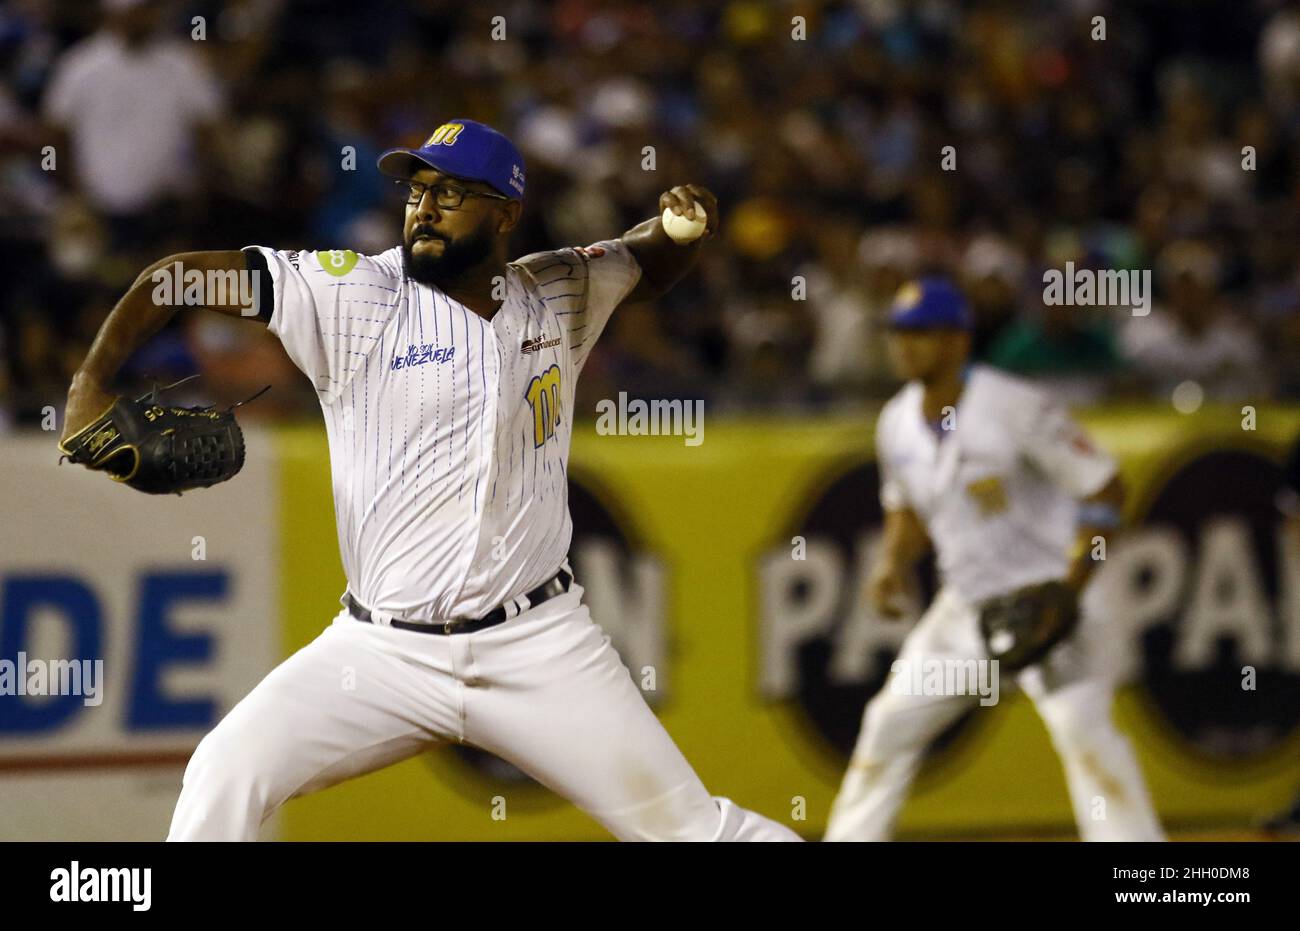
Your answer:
[402,223,496,289]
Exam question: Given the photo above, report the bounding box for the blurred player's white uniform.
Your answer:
[167,241,800,841]
[825,365,1164,841]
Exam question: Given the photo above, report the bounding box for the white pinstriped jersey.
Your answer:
[245,240,641,621]
[876,365,1117,604]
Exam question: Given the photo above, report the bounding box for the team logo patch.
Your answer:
[894,281,922,309]
[965,476,1009,516]
[316,249,359,277]
[520,334,561,354]
[424,123,464,147]
[525,364,562,448]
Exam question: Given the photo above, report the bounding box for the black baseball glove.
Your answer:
[58,380,261,495]
[977,579,1081,671]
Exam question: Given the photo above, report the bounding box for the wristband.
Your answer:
[1077,502,1122,529]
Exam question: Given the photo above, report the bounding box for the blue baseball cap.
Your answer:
[377,119,526,201]
[888,277,972,330]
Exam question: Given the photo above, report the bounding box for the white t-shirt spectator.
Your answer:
[42,34,222,214]
[1118,308,1268,399]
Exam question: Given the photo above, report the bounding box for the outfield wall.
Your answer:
[3,405,1299,839]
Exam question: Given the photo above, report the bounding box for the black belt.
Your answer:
[346,567,573,635]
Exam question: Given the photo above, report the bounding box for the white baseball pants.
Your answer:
[825,586,1164,842]
[168,582,801,842]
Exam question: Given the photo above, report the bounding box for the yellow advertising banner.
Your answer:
[275,405,1300,840]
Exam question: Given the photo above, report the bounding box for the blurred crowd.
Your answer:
[1,0,1298,426]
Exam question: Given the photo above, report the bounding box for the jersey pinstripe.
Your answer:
[245,240,641,621]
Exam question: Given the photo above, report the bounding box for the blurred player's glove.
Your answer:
[58,378,264,495]
[977,579,1080,671]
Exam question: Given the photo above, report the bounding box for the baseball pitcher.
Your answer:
[60,119,801,842]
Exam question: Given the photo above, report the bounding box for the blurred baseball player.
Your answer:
[824,278,1164,841]
[61,119,800,842]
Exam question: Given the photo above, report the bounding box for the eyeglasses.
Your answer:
[398,179,511,209]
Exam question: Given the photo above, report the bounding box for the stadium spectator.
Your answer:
[40,0,223,251]
[1118,240,1270,401]
[0,0,1293,424]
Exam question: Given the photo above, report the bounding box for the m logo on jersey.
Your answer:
[525,364,562,448]
[391,343,455,371]
[424,123,465,146]
[965,476,1009,516]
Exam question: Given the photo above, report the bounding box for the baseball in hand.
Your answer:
[662,202,707,244]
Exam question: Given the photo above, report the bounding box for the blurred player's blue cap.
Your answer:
[887,277,972,330]
[377,119,526,201]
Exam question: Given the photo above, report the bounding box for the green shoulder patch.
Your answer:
[315,249,360,277]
